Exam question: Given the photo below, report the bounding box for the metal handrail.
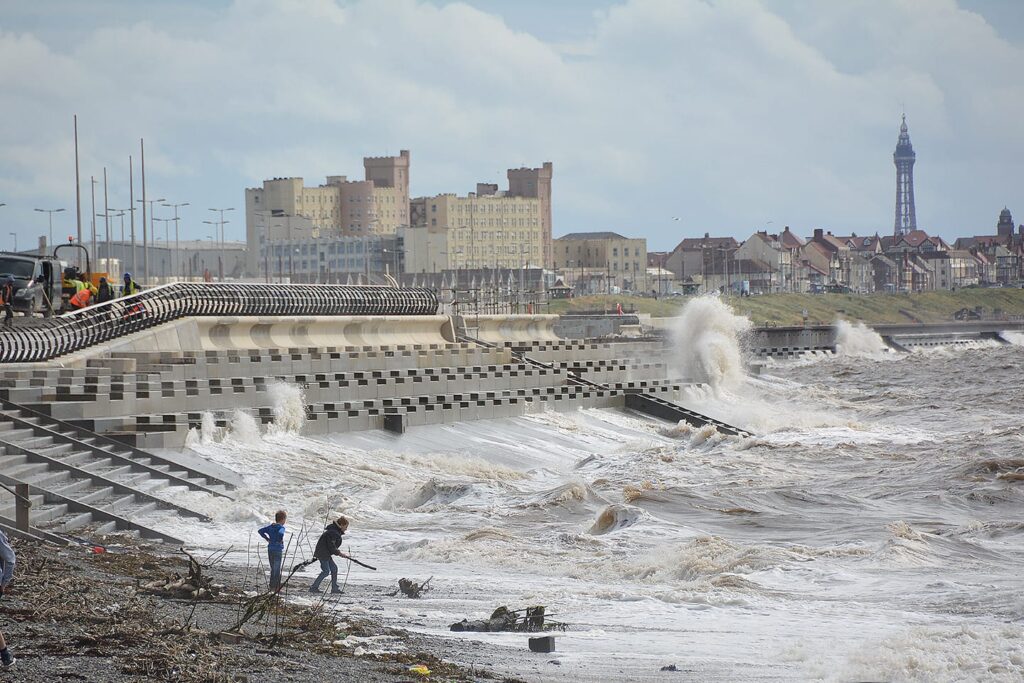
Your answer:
[0,283,440,363]
[0,480,31,505]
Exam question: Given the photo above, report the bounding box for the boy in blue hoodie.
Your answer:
[0,528,16,668]
[258,510,287,592]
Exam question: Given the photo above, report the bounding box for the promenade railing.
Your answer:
[0,283,439,363]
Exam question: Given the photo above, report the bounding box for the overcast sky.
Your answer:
[1,0,1021,251]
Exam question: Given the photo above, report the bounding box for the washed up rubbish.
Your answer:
[408,664,431,677]
[449,605,566,633]
[392,576,432,598]
[528,635,555,653]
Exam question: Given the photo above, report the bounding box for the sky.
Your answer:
[0,0,1022,252]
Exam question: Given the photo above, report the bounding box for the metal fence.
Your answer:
[0,283,439,363]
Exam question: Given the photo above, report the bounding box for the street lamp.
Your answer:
[34,208,65,250]
[207,208,234,281]
[162,201,189,282]
[9,232,16,252]
[154,218,174,279]
[136,196,165,283]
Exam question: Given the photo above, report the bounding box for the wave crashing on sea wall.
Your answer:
[267,380,307,435]
[671,296,751,390]
[835,319,889,357]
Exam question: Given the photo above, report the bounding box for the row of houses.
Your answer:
[647,209,1024,294]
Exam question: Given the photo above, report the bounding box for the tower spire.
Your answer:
[893,114,917,237]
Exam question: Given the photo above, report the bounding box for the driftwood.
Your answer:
[140,549,223,600]
[449,605,566,633]
[393,576,433,598]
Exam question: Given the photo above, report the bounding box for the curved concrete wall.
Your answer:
[200,315,455,350]
[52,315,456,362]
[465,315,561,344]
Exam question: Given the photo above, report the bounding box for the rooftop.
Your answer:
[557,231,632,241]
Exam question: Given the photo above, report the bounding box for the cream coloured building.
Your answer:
[244,150,410,275]
[405,188,543,273]
[552,231,648,290]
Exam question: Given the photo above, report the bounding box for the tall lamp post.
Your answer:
[208,207,234,280]
[154,218,174,279]
[202,219,225,280]
[162,201,189,281]
[34,208,65,251]
[9,232,17,252]
[136,196,165,284]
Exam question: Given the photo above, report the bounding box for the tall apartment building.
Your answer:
[405,174,545,273]
[507,162,553,266]
[244,150,410,275]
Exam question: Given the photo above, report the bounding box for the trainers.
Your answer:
[308,586,321,593]
[1,652,14,669]
[330,587,343,594]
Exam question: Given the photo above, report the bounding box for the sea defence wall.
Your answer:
[71,315,458,357]
[644,316,1024,357]
[746,325,835,357]
[457,314,561,344]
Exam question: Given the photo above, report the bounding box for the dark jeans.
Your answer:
[268,551,283,591]
[310,556,338,592]
[3,304,12,324]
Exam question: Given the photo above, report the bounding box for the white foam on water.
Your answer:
[835,319,890,357]
[829,624,1024,683]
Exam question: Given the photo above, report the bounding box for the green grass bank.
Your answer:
[547,289,1024,326]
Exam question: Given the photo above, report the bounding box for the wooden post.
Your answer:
[15,483,30,532]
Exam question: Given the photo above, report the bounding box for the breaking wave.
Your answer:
[670,296,751,390]
[835,319,889,357]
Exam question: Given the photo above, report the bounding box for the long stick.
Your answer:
[343,555,376,571]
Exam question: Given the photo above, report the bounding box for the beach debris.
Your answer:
[449,605,566,633]
[661,664,679,672]
[408,664,432,677]
[528,635,556,653]
[139,548,224,600]
[393,576,433,598]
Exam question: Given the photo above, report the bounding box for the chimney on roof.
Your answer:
[813,228,823,240]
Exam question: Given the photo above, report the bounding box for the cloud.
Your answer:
[0,0,1021,253]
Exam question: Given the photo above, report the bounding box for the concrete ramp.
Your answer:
[464,315,561,344]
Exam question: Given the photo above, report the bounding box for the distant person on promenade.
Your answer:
[121,272,141,297]
[1,276,14,325]
[258,510,287,592]
[0,527,16,668]
[96,277,114,304]
[309,516,350,595]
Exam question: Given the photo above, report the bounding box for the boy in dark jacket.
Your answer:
[309,516,350,594]
[258,510,287,591]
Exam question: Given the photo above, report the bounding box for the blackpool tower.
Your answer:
[893,114,917,236]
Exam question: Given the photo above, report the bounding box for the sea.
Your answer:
[153,298,1024,682]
